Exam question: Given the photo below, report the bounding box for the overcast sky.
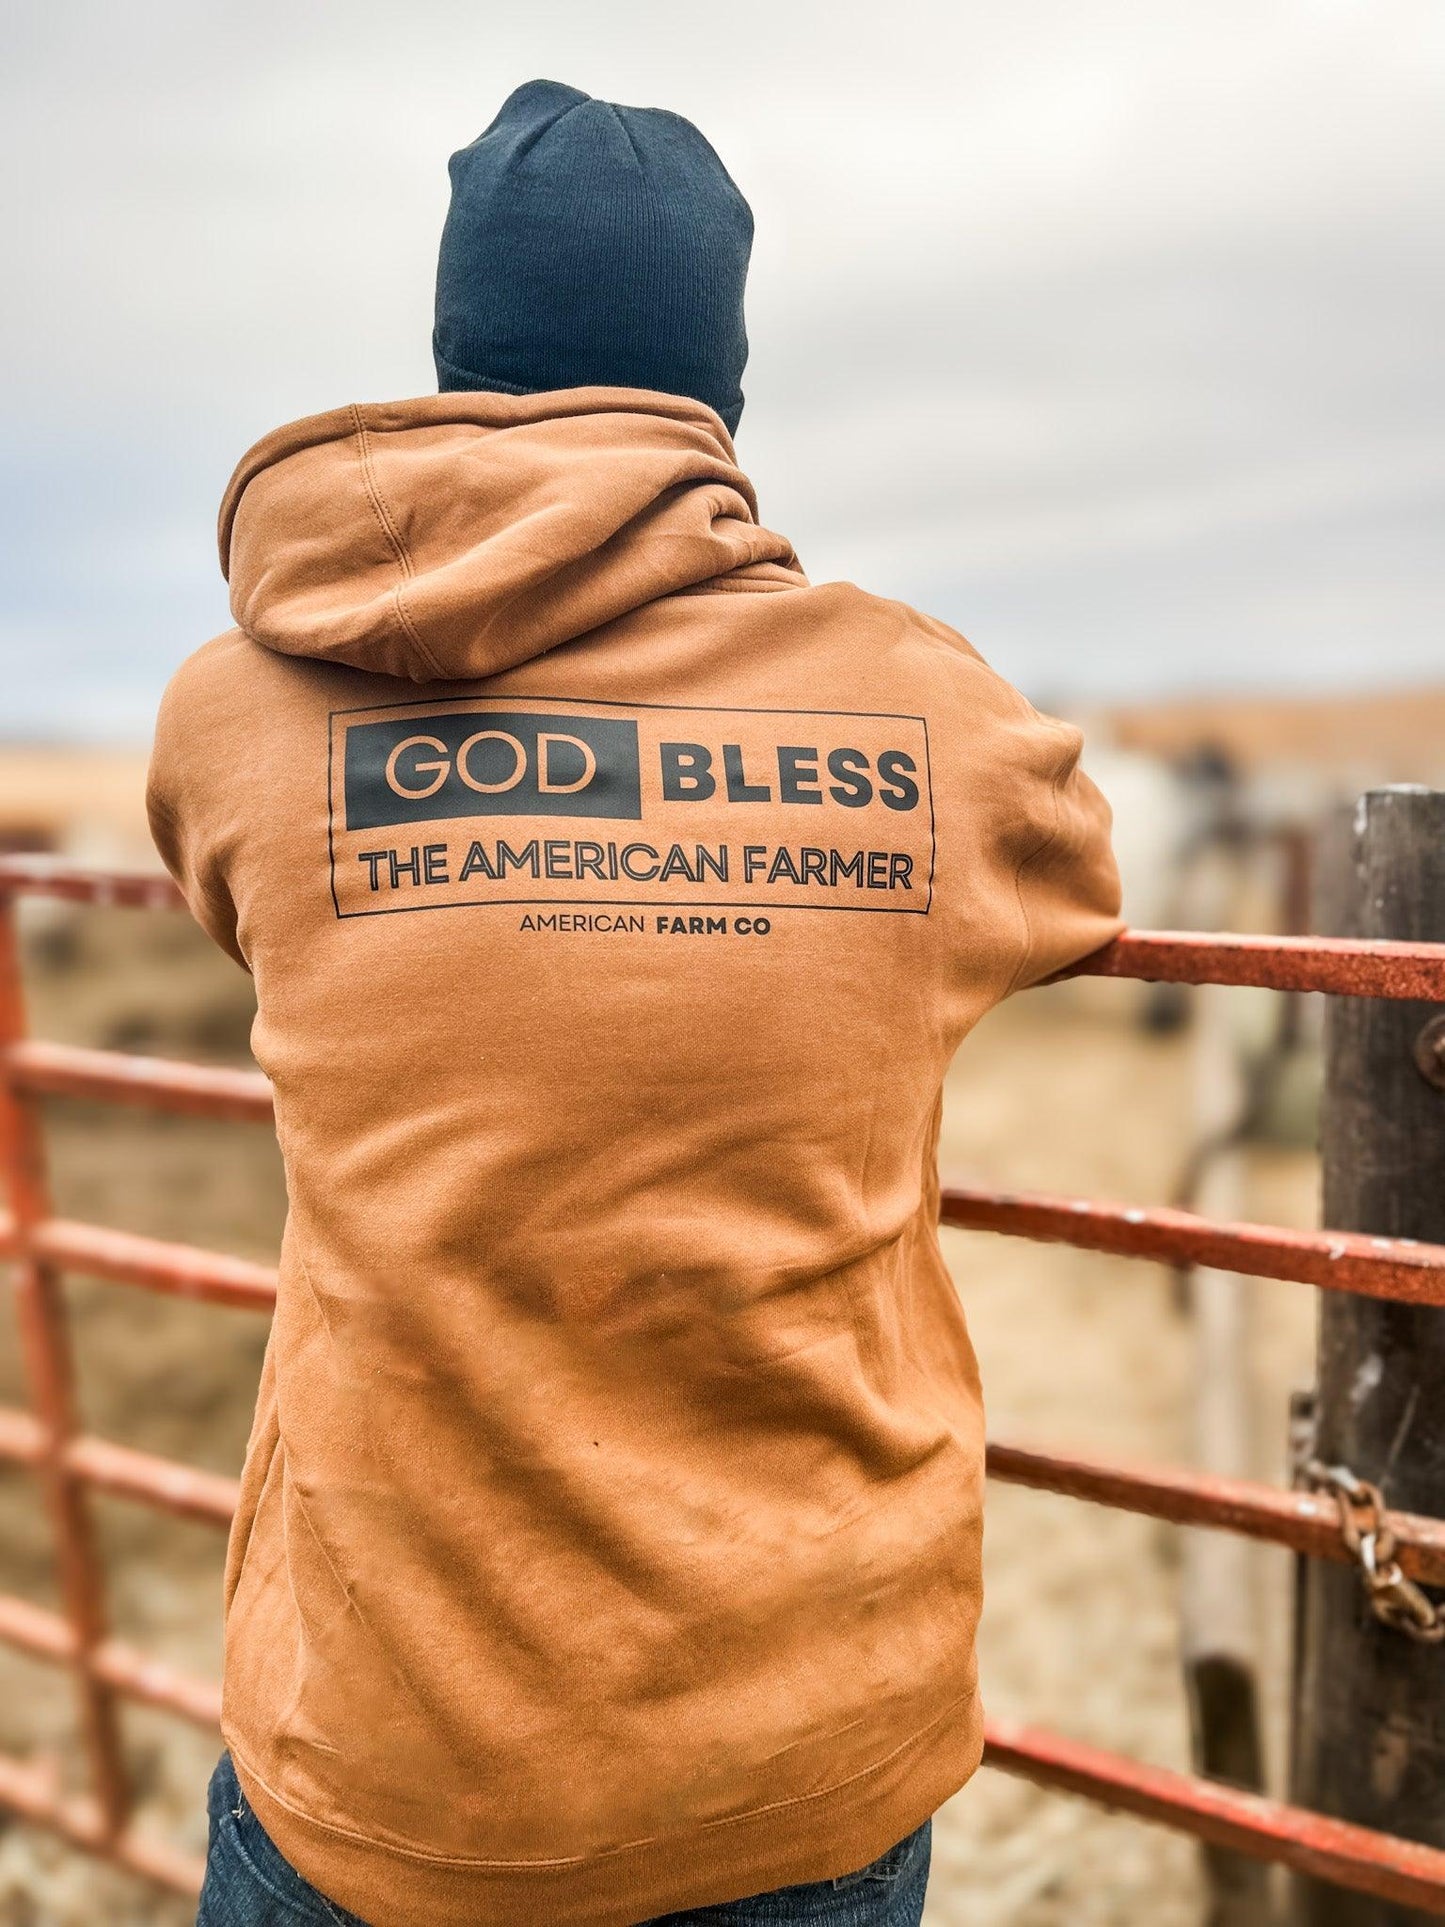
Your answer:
[3,0,1442,740]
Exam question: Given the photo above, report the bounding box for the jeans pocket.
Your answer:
[831,1820,927,1891]
[202,1770,361,1926]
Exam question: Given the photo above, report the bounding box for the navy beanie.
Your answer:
[434,80,753,435]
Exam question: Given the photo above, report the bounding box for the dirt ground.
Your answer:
[0,905,1322,1926]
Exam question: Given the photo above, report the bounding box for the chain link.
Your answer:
[1304,1460,1445,1644]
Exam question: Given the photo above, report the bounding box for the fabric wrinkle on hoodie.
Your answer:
[148,386,1122,1927]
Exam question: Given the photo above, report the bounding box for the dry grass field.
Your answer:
[1104,684,1445,786]
[0,903,1322,1926]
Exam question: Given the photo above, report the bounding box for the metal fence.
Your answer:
[3,852,1445,1909]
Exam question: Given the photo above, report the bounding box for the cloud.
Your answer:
[3,0,1442,737]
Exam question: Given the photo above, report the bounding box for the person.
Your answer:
[152,78,1122,1927]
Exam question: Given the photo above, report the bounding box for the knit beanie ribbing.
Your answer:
[434,80,753,435]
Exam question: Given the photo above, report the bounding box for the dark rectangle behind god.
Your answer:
[344,712,644,829]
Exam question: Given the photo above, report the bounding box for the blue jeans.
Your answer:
[197,1752,931,1926]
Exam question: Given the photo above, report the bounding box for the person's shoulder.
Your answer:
[807,582,986,665]
[156,629,297,732]
[149,632,297,815]
[875,595,1007,686]
[161,626,268,692]
[817,584,1057,725]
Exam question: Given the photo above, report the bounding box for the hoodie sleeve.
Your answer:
[145,659,250,973]
[908,605,1124,993]
[1001,716,1123,995]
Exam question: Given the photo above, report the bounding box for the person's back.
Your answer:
[154,81,1122,1927]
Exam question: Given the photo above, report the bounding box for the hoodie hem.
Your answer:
[229,1692,983,1927]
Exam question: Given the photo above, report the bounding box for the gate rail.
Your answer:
[4,853,1445,1906]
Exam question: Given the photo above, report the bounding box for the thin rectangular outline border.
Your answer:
[327,694,936,920]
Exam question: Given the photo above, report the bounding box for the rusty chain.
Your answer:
[1305,1460,1445,1644]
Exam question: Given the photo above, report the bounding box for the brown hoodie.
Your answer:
[147,389,1121,1927]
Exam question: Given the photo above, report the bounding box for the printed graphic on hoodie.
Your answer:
[329,695,934,919]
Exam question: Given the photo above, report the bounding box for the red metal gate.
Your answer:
[4,853,1445,1908]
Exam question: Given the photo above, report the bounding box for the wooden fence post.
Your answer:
[1290,786,1445,1925]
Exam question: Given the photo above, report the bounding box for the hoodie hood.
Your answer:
[219,389,804,683]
